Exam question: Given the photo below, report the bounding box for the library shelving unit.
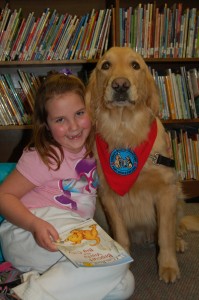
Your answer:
[0,0,198,198]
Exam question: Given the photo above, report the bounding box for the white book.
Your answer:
[54,218,133,268]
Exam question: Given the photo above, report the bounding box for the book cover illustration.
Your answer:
[55,219,133,268]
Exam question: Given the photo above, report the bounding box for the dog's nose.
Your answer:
[111,77,130,93]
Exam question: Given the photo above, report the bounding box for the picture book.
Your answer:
[54,218,133,268]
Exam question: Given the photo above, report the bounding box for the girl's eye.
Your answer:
[76,110,85,117]
[55,117,64,123]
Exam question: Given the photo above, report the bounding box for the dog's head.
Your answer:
[86,47,160,124]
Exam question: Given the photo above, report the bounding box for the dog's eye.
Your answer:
[101,61,111,70]
[131,61,140,70]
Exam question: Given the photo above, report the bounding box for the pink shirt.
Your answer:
[16,147,98,219]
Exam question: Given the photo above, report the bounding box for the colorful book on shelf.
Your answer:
[60,15,79,60]
[24,13,44,60]
[80,9,97,59]
[10,17,26,60]
[171,72,183,119]
[164,72,177,119]
[75,13,90,59]
[3,8,22,61]
[0,81,17,125]
[175,2,183,58]
[0,76,22,125]
[42,13,60,60]
[179,66,192,119]
[95,9,111,59]
[154,7,160,58]
[142,4,149,58]
[147,3,153,57]
[175,73,187,119]
[18,12,35,61]
[188,68,199,117]
[17,70,35,112]
[179,129,188,180]
[0,4,11,45]
[88,9,106,59]
[66,15,85,60]
[186,8,197,58]
[182,7,190,58]
[131,7,138,51]
[0,7,14,60]
[193,13,199,58]
[53,14,73,60]
[54,218,133,268]
[156,73,170,120]
[84,10,99,59]
[183,130,192,179]
[186,70,198,118]
[0,96,14,125]
[192,132,199,179]
[3,74,25,117]
[110,6,116,47]
[188,132,198,179]
[103,11,112,55]
[30,8,51,60]
[46,14,68,60]
[35,9,58,60]
[88,9,104,59]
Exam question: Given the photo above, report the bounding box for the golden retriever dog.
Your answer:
[85,47,199,283]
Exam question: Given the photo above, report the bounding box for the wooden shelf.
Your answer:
[0,60,98,67]
[0,125,33,130]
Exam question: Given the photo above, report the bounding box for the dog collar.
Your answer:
[149,153,175,168]
[96,120,157,196]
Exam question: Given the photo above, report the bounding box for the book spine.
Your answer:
[3,73,25,117]
[0,76,22,124]
[18,13,35,61]
[164,74,176,119]
[53,14,72,60]
[10,18,26,60]
[46,14,67,60]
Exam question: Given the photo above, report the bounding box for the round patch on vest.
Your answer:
[110,149,138,175]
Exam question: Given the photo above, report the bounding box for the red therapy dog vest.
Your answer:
[96,120,157,196]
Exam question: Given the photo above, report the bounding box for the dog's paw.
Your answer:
[159,266,180,283]
[176,237,187,252]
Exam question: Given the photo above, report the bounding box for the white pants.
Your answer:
[0,207,134,300]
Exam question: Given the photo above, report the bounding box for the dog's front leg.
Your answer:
[156,189,180,283]
[100,192,130,253]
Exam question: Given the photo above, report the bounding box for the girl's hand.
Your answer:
[29,217,60,252]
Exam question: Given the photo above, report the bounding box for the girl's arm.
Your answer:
[0,169,59,251]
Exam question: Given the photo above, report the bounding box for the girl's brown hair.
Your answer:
[27,72,94,169]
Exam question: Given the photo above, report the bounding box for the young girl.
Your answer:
[0,72,134,300]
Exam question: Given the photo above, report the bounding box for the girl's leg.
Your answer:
[13,260,134,300]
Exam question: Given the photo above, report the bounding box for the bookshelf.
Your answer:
[0,0,198,198]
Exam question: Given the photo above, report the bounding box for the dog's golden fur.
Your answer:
[86,47,199,283]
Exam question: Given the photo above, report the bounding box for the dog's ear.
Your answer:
[145,69,160,116]
[85,69,97,124]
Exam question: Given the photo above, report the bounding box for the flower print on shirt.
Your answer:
[54,157,98,211]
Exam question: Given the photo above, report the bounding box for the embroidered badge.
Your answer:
[110,149,138,175]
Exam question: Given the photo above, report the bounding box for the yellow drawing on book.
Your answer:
[67,224,100,246]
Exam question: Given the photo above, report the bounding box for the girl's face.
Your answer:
[46,92,91,153]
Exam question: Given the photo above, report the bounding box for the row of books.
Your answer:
[0,71,41,125]
[0,4,112,61]
[168,128,199,180]
[151,67,199,120]
[0,64,198,126]
[119,3,199,58]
